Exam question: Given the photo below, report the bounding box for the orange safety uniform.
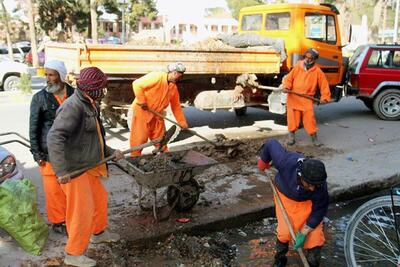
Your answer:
[39,91,68,224]
[130,71,188,156]
[61,98,108,256]
[275,189,325,249]
[283,60,331,135]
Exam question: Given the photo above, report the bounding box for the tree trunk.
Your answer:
[90,0,98,43]
[27,0,39,67]
[0,0,14,61]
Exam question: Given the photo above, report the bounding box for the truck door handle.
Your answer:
[332,55,338,59]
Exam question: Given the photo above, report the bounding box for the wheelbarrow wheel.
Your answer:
[167,179,200,212]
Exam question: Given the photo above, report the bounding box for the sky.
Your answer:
[156,0,229,18]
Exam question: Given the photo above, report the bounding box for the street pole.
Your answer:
[27,0,39,68]
[121,0,126,44]
[394,0,400,43]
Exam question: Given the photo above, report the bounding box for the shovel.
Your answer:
[58,125,177,181]
[266,170,310,267]
[141,104,241,156]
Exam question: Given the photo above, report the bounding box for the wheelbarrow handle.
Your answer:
[63,140,160,178]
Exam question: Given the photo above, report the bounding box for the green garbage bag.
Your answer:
[0,179,49,255]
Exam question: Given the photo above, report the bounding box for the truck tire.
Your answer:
[360,98,373,111]
[3,75,20,91]
[372,89,400,120]
[234,107,247,116]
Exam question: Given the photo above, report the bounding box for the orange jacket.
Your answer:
[283,60,331,111]
[132,71,187,127]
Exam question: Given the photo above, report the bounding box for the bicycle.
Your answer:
[344,185,400,266]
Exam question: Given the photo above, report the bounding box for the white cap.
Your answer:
[44,60,67,82]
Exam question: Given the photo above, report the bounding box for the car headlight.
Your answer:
[0,156,16,178]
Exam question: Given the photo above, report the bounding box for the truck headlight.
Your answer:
[0,156,16,178]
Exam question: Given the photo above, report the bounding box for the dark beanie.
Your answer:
[301,158,327,185]
[305,48,319,60]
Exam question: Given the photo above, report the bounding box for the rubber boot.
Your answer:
[310,134,322,147]
[306,246,322,267]
[273,239,289,267]
[287,132,296,146]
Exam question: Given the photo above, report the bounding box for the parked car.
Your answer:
[0,145,23,183]
[0,43,31,63]
[346,44,400,120]
[25,49,45,66]
[0,61,46,91]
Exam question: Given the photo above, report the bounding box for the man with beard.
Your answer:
[129,62,188,157]
[47,67,123,267]
[29,60,74,235]
[282,48,331,146]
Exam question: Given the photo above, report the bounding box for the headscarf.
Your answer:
[44,60,67,82]
[77,67,108,100]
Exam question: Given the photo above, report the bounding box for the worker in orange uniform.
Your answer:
[282,48,331,146]
[29,60,74,235]
[258,138,329,267]
[129,63,188,156]
[47,67,124,267]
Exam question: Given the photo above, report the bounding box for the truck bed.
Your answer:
[45,43,281,76]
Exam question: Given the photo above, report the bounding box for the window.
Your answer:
[241,14,262,31]
[305,13,337,44]
[367,49,400,69]
[265,12,290,30]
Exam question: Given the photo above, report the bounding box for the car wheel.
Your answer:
[360,98,373,111]
[3,76,20,91]
[373,89,400,120]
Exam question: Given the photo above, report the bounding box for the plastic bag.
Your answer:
[0,179,49,255]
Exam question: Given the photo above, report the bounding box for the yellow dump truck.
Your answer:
[46,3,347,127]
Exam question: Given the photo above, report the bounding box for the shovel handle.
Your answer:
[63,140,159,178]
[257,85,325,104]
[266,172,310,267]
[140,104,219,147]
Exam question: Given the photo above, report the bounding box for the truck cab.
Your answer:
[238,3,345,87]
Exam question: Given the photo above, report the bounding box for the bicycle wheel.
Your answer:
[344,196,400,266]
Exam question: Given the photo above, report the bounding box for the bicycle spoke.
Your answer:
[353,236,396,261]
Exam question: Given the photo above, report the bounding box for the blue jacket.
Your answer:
[260,139,329,229]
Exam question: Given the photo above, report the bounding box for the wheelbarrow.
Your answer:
[120,150,217,220]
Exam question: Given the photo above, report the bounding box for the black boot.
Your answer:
[310,134,322,147]
[287,132,295,146]
[52,222,68,236]
[273,239,288,267]
[306,246,322,267]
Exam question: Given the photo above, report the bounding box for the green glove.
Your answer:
[294,232,306,250]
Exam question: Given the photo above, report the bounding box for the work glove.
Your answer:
[140,103,149,110]
[294,232,306,250]
[257,159,271,171]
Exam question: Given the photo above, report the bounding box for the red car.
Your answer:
[346,44,400,120]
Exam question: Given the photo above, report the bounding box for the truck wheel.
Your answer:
[360,98,373,111]
[373,89,400,120]
[234,107,247,116]
[3,76,20,91]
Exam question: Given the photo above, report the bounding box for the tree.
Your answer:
[90,0,98,43]
[129,0,157,32]
[226,0,264,20]
[37,0,90,34]
[27,0,39,67]
[0,0,13,61]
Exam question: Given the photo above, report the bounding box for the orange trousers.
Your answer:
[130,113,167,157]
[60,171,108,256]
[39,162,66,224]
[286,107,317,135]
[275,189,325,249]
